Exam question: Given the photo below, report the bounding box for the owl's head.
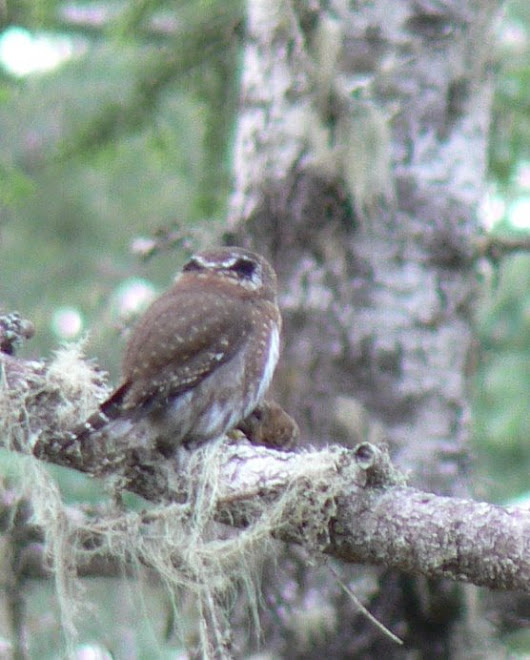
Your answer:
[182,247,278,300]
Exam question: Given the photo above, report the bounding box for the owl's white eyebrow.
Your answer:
[216,257,239,267]
[191,255,238,268]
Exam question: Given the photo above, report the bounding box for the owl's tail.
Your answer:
[67,382,129,443]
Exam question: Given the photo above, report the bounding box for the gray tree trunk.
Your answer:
[227,0,502,656]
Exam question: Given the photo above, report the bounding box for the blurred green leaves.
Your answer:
[472,0,530,502]
[490,0,530,196]
[0,159,34,208]
[0,0,242,371]
[473,253,530,501]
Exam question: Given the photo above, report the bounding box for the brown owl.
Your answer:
[72,247,282,453]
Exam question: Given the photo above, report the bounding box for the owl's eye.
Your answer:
[229,258,256,279]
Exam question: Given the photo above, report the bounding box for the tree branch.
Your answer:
[476,233,530,263]
[1,336,529,594]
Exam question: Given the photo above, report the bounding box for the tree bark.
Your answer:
[228,0,499,493]
[226,0,505,656]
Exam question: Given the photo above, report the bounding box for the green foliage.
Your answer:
[490,0,530,191]
[0,159,34,208]
[472,0,530,504]
[0,1,242,373]
[473,252,530,501]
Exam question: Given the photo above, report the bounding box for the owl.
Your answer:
[72,247,282,454]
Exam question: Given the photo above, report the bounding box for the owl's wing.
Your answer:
[118,286,252,410]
